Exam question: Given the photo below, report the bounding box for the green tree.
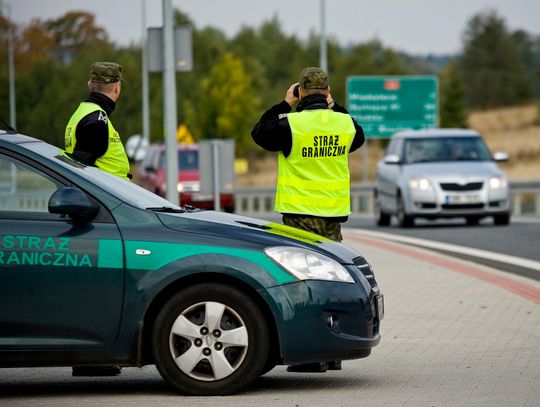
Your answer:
[512,30,540,98]
[45,11,111,63]
[439,61,468,128]
[199,53,261,153]
[460,10,533,108]
[1,6,422,151]
[332,40,408,103]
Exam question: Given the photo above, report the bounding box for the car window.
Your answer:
[404,137,493,164]
[141,147,154,170]
[385,138,403,158]
[386,139,396,155]
[0,153,61,216]
[160,150,199,171]
[19,141,184,210]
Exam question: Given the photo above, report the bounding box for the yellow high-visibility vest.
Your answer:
[275,109,355,216]
[65,102,130,180]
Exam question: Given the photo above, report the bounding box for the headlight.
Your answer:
[489,177,507,189]
[264,246,355,283]
[409,177,432,190]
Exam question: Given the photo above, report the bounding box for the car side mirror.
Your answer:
[384,154,401,164]
[493,151,509,162]
[48,187,99,223]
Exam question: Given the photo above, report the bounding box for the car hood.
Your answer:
[157,211,361,264]
[403,161,505,180]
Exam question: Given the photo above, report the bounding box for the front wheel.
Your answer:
[494,214,510,225]
[397,195,414,228]
[374,191,391,226]
[152,283,270,395]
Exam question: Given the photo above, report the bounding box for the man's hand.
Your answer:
[326,91,335,109]
[285,82,299,106]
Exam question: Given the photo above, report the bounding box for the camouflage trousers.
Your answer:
[282,214,343,242]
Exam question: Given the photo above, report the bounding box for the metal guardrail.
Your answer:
[235,180,540,217]
[2,181,539,216]
[0,192,52,212]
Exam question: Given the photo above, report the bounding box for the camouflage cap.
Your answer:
[299,67,328,90]
[89,62,123,84]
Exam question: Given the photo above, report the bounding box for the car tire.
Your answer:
[493,214,510,226]
[397,195,414,228]
[260,360,277,376]
[374,191,391,226]
[152,283,270,396]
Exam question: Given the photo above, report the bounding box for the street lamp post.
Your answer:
[141,0,149,144]
[2,0,16,128]
[162,0,179,205]
[319,0,327,72]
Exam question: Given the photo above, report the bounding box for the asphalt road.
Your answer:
[346,216,540,263]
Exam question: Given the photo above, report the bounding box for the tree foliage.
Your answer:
[512,29,540,99]
[460,9,533,108]
[199,53,261,153]
[440,61,468,128]
[1,7,539,155]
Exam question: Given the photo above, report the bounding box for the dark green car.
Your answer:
[0,132,383,396]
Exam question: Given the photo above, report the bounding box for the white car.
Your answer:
[374,129,511,227]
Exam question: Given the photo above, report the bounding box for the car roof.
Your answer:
[392,128,481,139]
[0,131,42,145]
[150,143,199,152]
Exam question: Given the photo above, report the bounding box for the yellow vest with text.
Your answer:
[275,109,355,217]
[65,102,130,180]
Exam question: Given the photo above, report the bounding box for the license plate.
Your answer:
[445,194,481,204]
[376,295,384,320]
[192,194,213,202]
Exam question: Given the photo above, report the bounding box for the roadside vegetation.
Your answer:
[0,8,538,181]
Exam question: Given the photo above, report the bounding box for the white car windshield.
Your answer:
[403,137,493,164]
[26,142,181,210]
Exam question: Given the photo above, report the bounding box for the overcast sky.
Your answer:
[8,0,540,55]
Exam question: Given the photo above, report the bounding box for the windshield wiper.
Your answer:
[146,206,186,213]
[181,204,200,212]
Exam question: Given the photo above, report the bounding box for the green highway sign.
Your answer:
[346,76,438,138]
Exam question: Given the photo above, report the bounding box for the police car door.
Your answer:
[0,152,124,349]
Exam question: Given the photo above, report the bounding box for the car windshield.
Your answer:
[25,142,181,210]
[403,137,493,164]
[161,150,199,170]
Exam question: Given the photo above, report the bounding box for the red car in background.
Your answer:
[136,144,235,212]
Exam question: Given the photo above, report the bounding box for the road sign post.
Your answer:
[199,140,235,212]
[346,76,438,138]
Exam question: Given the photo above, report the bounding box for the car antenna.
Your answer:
[0,114,16,133]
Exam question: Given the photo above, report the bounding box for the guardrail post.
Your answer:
[512,194,522,216]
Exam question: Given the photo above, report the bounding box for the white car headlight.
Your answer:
[264,246,355,283]
[409,177,432,190]
[489,177,507,189]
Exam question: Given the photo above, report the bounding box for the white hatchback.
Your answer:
[374,129,511,227]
